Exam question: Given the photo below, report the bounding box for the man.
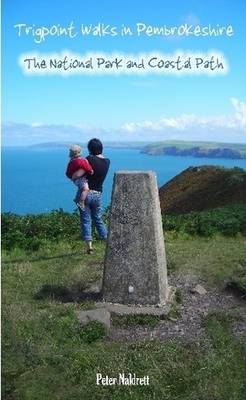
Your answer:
[76,138,110,253]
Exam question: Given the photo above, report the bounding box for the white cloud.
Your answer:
[231,97,246,127]
[2,98,246,146]
[120,98,246,143]
[2,122,97,146]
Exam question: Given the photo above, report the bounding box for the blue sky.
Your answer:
[2,0,246,145]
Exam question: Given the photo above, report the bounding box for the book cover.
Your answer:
[2,1,246,399]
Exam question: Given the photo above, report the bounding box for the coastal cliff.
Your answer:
[142,141,246,159]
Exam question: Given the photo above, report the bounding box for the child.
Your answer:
[66,144,93,210]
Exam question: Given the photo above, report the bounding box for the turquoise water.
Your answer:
[2,147,246,215]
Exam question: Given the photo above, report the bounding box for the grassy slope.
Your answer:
[159,166,246,214]
[2,237,246,400]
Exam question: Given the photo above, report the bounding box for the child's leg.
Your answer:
[73,178,83,204]
[79,182,89,202]
[76,179,89,210]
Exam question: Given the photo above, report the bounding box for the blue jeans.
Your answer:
[79,191,107,241]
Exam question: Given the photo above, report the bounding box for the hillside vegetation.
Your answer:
[2,203,246,253]
[159,166,246,215]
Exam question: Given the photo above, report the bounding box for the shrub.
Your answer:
[162,203,246,237]
[219,218,241,236]
[1,210,83,250]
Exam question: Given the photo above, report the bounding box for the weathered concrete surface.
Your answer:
[96,287,175,315]
[103,171,169,306]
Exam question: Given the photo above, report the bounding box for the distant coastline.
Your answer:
[141,140,246,159]
[3,140,246,160]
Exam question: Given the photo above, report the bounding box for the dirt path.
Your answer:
[108,274,246,342]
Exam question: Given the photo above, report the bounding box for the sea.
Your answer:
[2,147,246,215]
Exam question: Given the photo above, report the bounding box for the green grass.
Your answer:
[2,237,246,400]
[112,314,161,327]
[165,233,246,287]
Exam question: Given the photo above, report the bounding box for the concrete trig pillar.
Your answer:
[103,171,170,306]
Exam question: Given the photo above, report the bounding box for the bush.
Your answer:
[162,203,246,237]
[1,210,81,250]
[2,203,246,250]
[1,208,110,251]
[219,218,241,236]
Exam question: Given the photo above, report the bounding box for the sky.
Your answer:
[2,0,246,145]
